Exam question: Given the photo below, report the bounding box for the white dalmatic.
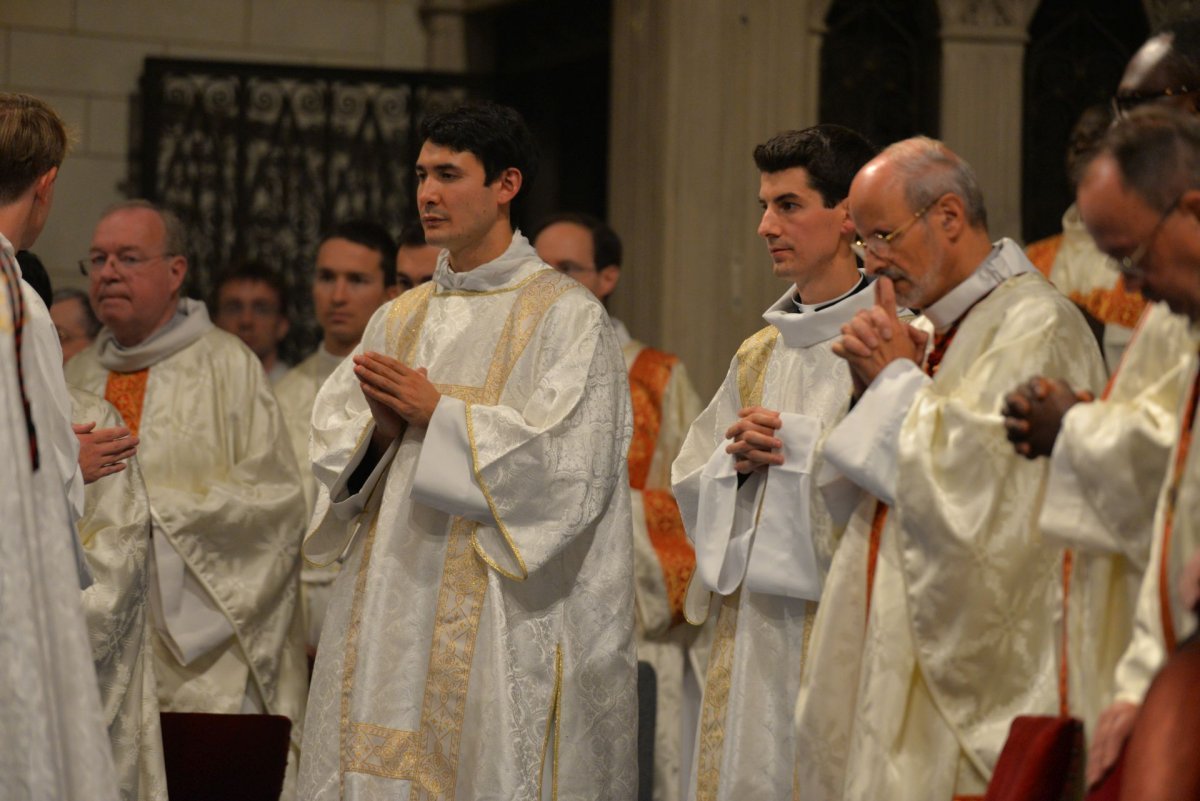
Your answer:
[299,233,638,801]
[671,276,875,801]
[0,234,117,801]
[72,387,168,801]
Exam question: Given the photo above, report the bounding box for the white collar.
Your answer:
[763,271,877,348]
[922,238,1034,331]
[432,229,545,292]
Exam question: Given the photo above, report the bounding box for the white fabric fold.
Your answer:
[824,359,930,506]
[148,522,234,665]
[746,412,823,600]
[692,445,762,595]
[94,297,213,372]
[411,395,496,525]
[328,430,398,521]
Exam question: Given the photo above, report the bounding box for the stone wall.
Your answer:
[0,0,430,291]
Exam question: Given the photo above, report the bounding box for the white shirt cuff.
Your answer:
[328,425,398,521]
[411,396,497,525]
[824,359,930,506]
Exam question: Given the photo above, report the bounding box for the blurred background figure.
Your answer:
[212,262,291,383]
[275,219,397,655]
[52,287,102,364]
[395,219,439,292]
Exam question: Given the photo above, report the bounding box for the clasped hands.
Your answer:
[1001,376,1093,459]
[354,351,442,447]
[831,277,928,393]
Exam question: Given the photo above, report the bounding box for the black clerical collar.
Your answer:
[790,272,870,313]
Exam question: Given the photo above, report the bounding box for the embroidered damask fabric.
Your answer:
[1112,329,1200,711]
[670,281,876,801]
[0,235,118,801]
[300,234,637,801]
[795,269,1107,801]
[1041,302,1195,735]
[71,387,168,801]
[66,326,309,757]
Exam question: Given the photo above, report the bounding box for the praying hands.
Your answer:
[832,276,928,391]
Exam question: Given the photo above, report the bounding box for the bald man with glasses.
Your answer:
[1000,23,1200,787]
[791,136,1105,801]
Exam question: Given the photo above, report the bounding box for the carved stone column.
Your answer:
[420,0,471,72]
[609,0,819,396]
[937,0,1038,242]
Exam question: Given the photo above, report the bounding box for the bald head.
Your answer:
[849,137,994,308]
[1117,20,1200,116]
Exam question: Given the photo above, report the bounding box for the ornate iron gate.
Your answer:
[139,57,487,358]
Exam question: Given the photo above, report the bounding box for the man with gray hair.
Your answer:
[65,199,310,788]
[792,137,1105,800]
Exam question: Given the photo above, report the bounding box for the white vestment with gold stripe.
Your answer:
[299,233,637,801]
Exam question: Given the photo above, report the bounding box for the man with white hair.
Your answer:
[793,136,1105,800]
[65,200,309,784]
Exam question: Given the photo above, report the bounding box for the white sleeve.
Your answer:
[325,426,398,521]
[148,521,234,666]
[823,359,930,505]
[410,395,498,525]
[745,411,824,600]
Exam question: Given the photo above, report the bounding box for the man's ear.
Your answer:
[597,264,620,300]
[1179,189,1200,225]
[495,167,523,206]
[836,199,856,236]
[936,193,967,239]
[34,166,58,203]
[166,255,188,294]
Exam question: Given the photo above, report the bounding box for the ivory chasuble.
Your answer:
[795,242,1106,801]
[671,276,875,801]
[71,387,168,801]
[65,303,310,754]
[299,234,637,801]
[1040,302,1194,735]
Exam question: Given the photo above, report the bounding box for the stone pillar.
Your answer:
[937,0,1039,242]
[608,0,818,396]
[421,0,470,72]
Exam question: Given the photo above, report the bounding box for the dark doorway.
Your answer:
[820,0,941,149]
[467,0,612,233]
[1022,0,1148,243]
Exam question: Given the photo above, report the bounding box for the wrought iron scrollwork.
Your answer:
[140,57,482,360]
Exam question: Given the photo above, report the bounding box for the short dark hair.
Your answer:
[213,260,288,310]
[753,124,878,208]
[1102,105,1200,212]
[419,101,538,204]
[398,220,427,248]
[52,287,101,338]
[531,212,622,270]
[1157,17,1200,88]
[319,219,398,287]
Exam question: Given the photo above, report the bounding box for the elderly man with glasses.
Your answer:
[791,136,1105,801]
[65,199,310,795]
[1053,106,1200,791]
[998,22,1200,790]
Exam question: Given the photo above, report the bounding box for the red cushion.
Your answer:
[984,715,1084,801]
[160,712,292,801]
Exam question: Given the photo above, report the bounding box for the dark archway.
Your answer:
[819,0,941,149]
[1022,0,1149,242]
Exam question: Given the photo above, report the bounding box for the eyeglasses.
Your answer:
[1108,194,1182,280]
[79,251,172,276]
[851,197,938,259]
[1111,86,1197,119]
